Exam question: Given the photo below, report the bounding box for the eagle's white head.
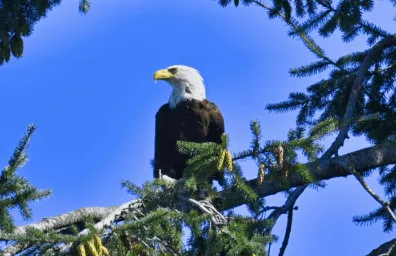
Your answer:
[154,65,206,108]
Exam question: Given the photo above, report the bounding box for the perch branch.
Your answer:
[2,144,396,254]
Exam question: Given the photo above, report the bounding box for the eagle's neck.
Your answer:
[169,80,206,108]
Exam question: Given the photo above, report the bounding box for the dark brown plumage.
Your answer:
[154,99,225,182]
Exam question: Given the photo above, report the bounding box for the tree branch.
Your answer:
[187,198,227,226]
[323,34,396,158]
[0,206,117,256]
[335,162,396,223]
[252,0,346,72]
[278,208,293,256]
[221,143,396,210]
[78,199,142,236]
[266,187,304,223]
[352,171,396,223]
[0,207,117,239]
[1,144,396,254]
[366,238,396,256]
[58,199,143,253]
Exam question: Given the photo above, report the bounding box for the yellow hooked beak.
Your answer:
[154,69,175,81]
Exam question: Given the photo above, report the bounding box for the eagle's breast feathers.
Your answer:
[154,99,224,180]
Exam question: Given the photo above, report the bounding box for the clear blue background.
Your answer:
[1,0,394,254]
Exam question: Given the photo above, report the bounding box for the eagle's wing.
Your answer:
[153,104,170,179]
[206,101,226,185]
[207,101,225,144]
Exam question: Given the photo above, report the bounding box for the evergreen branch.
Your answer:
[323,35,396,158]
[289,60,331,78]
[3,144,396,253]
[121,180,144,197]
[366,238,396,256]
[309,117,339,140]
[315,0,391,40]
[0,207,116,256]
[278,208,293,256]
[0,125,51,233]
[0,207,117,240]
[252,0,346,72]
[290,10,331,36]
[79,199,143,236]
[57,199,143,253]
[78,0,91,14]
[1,124,35,179]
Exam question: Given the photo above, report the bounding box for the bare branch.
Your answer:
[278,208,293,256]
[335,162,396,223]
[266,187,304,223]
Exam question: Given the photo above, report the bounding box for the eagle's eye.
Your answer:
[168,68,178,75]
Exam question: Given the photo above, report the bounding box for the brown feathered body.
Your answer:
[154,99,224,182]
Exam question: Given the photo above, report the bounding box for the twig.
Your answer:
[278,208,293,256]
[251,0,346,72]
[266,187,304,223]
[188,198,227,226]
[337,162,396,223]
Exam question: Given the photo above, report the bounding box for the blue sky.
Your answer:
[1,0,395,254]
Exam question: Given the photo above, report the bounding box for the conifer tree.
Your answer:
[1,0,396,255]
[0,0,90,65]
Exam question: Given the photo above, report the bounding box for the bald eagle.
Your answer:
[153,65,225,185]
